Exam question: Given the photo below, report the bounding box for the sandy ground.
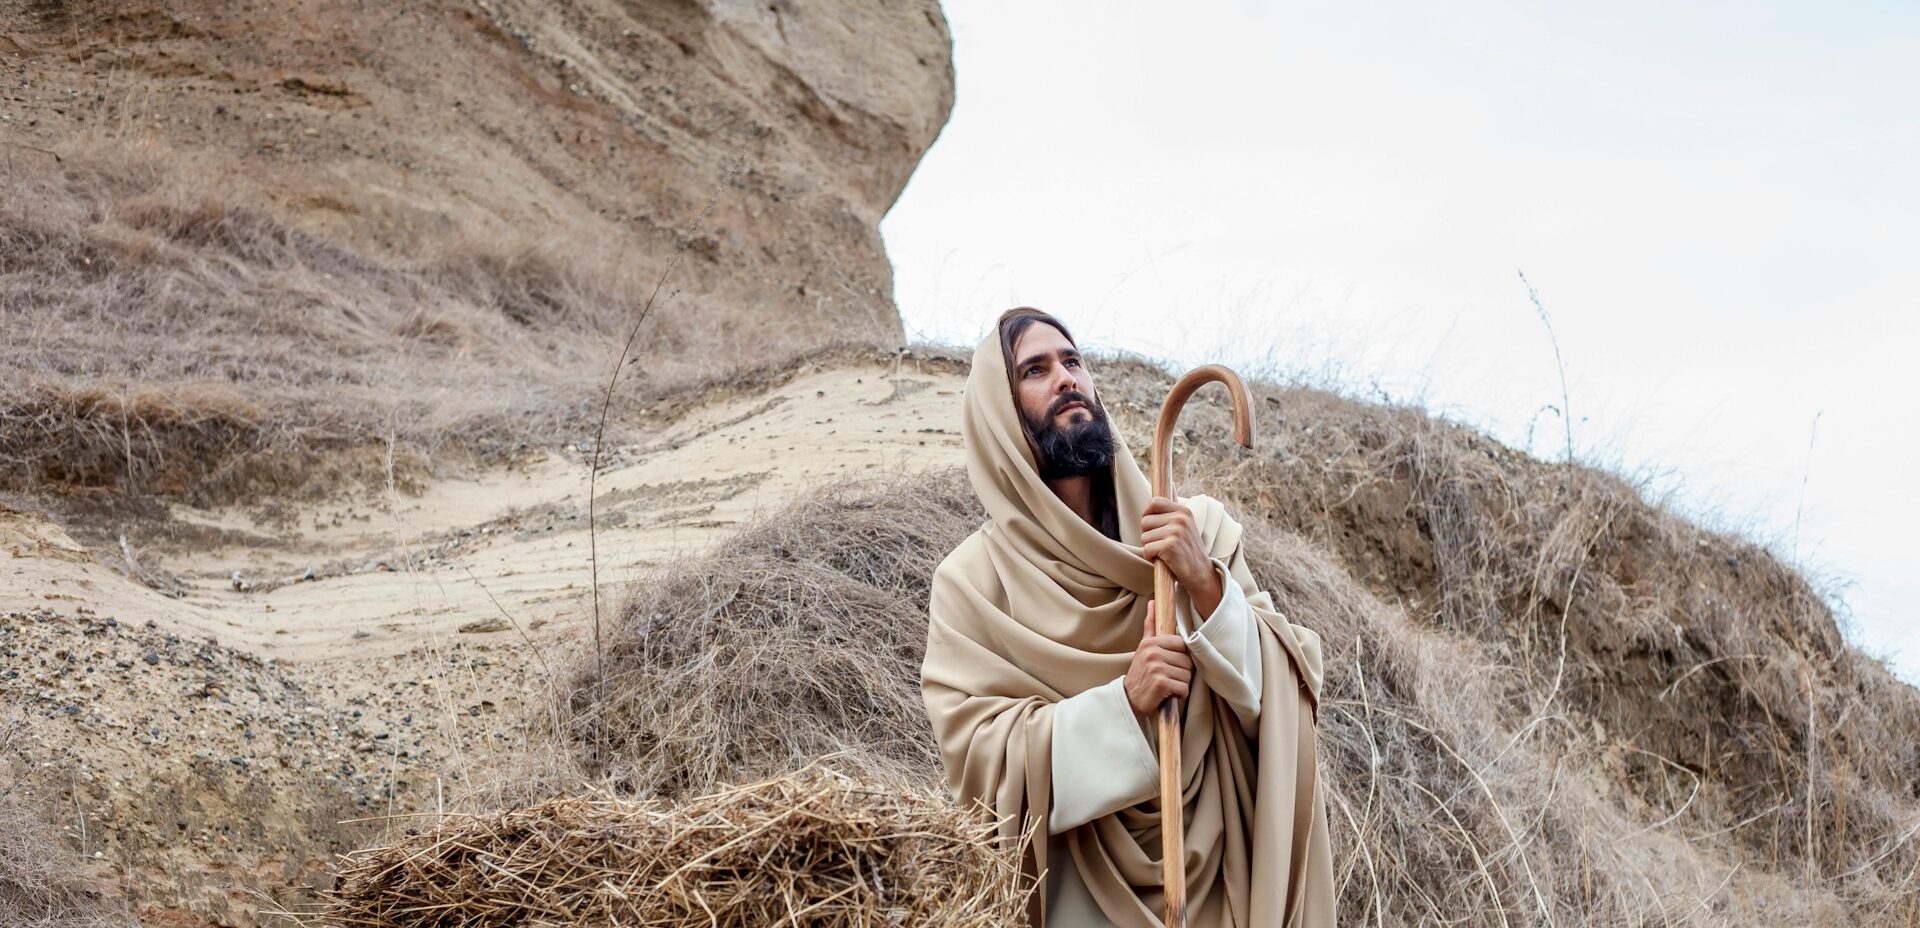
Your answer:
[6,362,966,658]
[0,359,968,926]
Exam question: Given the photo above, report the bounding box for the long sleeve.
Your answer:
[1176,555,1263,734]
[1047,676,1159,834]
[1047,557,1266,834]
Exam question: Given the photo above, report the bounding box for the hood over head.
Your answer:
[960,329,1159,597]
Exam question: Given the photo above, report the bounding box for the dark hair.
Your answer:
[995,307,1081,443]
[996,307,1077,381]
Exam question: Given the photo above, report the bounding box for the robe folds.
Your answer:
[920,332,1336,927]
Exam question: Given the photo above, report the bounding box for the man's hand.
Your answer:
[1126,602,1192,716]
[1140,496,1223,615]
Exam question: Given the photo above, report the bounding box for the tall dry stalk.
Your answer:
[1791,411,1821,564]
[584,204,710,761]
[1518,270,1575,464]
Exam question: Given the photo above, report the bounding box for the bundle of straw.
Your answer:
[316,767,1031,928]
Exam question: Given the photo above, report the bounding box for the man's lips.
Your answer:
[1054,400,1088,416]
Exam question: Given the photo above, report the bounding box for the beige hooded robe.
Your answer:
[920,332,1336,927]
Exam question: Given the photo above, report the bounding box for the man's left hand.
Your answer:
[1141,496,1223,617]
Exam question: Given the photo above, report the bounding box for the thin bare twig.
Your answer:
[1517,270,1574,464]
[586,203,712,761]
[1791,411,1821,564]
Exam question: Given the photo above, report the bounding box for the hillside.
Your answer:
[1,0,951,502]
[4,1,957,924]
[5,346,1917,926]
[1,358,967,925]
[5,3,1919,928]
[556,355,1920,926]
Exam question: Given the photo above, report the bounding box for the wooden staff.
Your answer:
[1149,364,1254,928]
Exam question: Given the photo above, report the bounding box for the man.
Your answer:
[921,308,1334,927]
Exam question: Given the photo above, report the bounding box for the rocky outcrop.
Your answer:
[1,0,951,341]
[1,4,956,924]
[0,0,955,499]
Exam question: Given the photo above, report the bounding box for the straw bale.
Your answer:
[316,766,1031,928]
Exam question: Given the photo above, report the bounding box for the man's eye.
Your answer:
[1027,366,1043,377]
[1066,358,1080,368]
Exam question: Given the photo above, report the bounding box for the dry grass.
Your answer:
[0,139,894,503]
[541,355,1919,926]
[1099,358,1920,925]
[311,765,1030,928]
[558,472,980,797]
[0,716,135,928]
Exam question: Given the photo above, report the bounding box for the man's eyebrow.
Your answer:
[1016,347,1078,370]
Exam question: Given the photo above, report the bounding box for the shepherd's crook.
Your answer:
[1149,364,1254,928]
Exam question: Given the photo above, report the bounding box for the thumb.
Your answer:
[1142,601,1156,640]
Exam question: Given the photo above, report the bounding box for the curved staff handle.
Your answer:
[1148,364,1254,928]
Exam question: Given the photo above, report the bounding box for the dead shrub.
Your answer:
[312,765,1031,928]
[0,716,134,928]
[558,472,981,797]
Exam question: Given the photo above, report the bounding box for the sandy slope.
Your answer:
[6,361,965,660]
[0,359,966,926]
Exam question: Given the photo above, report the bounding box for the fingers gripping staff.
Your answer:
[1148,365,1254,928]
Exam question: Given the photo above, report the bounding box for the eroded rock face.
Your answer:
[0,3,955,925]
[1,0,953,344]
[461,0,957,338]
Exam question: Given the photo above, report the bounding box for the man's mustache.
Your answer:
[1049,392,1099,419]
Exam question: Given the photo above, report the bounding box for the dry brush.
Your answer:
[541,358,1919,926]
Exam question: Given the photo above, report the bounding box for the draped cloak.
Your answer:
[920,333,1336,927]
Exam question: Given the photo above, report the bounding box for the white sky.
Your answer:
[880,0,1919,682]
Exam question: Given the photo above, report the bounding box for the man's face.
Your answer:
[1010,323,1116,479]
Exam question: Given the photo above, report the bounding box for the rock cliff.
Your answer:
[0,0,954,497]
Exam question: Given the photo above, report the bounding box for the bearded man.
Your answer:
[921,308,1334,927]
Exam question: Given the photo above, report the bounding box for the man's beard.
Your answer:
[1027,391,1117,480]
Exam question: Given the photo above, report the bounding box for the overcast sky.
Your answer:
[880,0,1919,682]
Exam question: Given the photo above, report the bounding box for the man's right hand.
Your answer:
[1125,601,1192,716]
